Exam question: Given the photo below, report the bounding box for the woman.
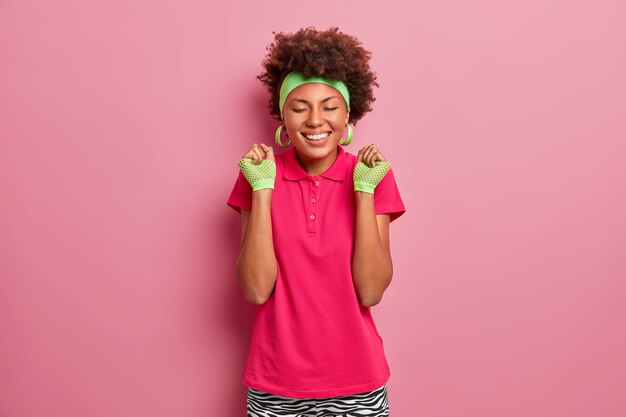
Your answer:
[227,27,405,416]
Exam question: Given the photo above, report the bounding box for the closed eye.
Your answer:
[324,107,338,111]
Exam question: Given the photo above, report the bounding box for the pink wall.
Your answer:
[1,1,625,416]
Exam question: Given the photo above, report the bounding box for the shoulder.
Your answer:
[274,150,286,163]
[272,150,291,182]
[343,149,358,168]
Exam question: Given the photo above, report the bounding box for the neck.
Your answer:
[295,148,339,176]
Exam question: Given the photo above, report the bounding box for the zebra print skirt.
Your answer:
[247,384,389,416]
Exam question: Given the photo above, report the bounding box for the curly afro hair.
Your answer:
[257,27,378,125]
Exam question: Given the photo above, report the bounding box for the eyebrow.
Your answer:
[289,96,341,105]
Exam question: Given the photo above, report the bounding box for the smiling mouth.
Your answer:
[302,132,331,141]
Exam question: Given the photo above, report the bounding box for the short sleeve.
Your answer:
[374,168,406,222]
[227,170,253,213]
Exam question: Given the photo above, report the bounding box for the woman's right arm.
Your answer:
[235,144,278,305]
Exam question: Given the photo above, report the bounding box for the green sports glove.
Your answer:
[353,161,391,194]
[238,158,276,191]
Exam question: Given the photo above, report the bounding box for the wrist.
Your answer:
[252,188,273,197]
[251,189,273,208]
[251,178,275,191]
[354,191,375,207]
[354,181,376,194]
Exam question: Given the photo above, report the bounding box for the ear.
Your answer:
[344,112,350,125]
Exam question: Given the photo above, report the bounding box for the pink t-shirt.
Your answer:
[227,145,405,398]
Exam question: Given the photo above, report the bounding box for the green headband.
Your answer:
[278,71,350,120]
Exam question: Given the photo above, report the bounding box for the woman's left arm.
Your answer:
[351,144,393,307]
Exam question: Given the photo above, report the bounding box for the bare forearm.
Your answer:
[351,192,393,307]
[236,190,278,304]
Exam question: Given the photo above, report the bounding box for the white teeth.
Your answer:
[304,132,330,141]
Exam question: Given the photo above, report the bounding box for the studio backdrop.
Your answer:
[1,1,624,416]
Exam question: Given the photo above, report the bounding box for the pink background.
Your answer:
[1,1,625,416]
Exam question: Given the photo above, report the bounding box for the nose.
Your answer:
[306,107,323,127]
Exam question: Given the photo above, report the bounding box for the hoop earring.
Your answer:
[340,122,353,146]
[275,124,291,147]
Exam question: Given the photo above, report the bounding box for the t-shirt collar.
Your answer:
[283,146,347,182]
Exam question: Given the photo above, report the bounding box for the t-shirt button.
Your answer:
[309,215,316,220]
[311,198,317,203]
[314,181,319,186]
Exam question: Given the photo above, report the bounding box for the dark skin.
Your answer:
[236,83,393,307]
